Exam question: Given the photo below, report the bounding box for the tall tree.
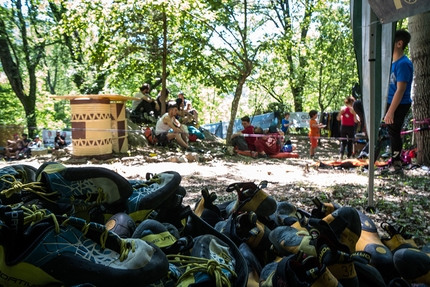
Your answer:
[179,0,266,143]
[309,1,356,114]
[409,11,430,165]
[48,0,116,94]
[0,1,48,137]
[263,0,319,112]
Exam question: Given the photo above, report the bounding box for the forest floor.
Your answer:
[2,129,430,247]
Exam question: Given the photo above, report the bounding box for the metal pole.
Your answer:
[367,11,377,208]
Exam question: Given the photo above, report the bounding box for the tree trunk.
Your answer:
[409,12,430,166]
[226,77,247,145]
[0,18,37,138]
[160,6,168,116]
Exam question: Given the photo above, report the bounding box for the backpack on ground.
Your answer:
[144,127,157,145]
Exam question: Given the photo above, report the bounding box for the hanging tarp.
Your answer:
[368,0,430,24]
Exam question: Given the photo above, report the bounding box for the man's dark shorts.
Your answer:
[156,132,169,146]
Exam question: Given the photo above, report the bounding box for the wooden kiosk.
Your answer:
[50,94,138,158]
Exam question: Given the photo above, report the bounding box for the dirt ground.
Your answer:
[2,131,430,246]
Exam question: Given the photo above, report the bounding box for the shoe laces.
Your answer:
[83,187,106,205]
[62,217,136,262]
[167,254,237,287]
[1,174,54,200]
[134,175,163,190]
[21,204,57,228]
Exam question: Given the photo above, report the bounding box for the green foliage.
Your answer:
[0,84,26,125]
[1,0,421,137]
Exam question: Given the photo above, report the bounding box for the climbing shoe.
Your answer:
[0,205,169,287]
[126,171,182,224]
[36,162,133,223]
[355,210,396,281]
[224,181,277,217]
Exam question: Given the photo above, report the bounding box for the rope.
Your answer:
[413,118,430,124]
[15,117,430,136]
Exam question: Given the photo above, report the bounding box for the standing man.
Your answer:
[383,30,413,174]
[131,83,159,122]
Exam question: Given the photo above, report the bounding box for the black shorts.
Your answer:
[156,132,169,146]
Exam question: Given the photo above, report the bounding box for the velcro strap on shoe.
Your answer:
[141,230,177,248]
[164,235,194,254]
[179,205,193,220]
[245,221,266,249]
[351,251,372,264]
[311,197,341,218]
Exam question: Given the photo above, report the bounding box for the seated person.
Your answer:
[5,133,23,160]
[177,92,199,126]
[30,134,42,148]
[281,139,297,153]
[20,133,31,158]
[54,131,67,149]
[131,83,159,123]
[230,115,256,151]
[154,103,192,151]
[175,98,195,126]
[253,126,284,158]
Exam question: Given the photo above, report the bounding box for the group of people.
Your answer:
[4,133,39,160]
[3,130,68,161]
[308,29,413,173]
[131,29,412,170]
[230,115,293,158]
[131,84,201,152]
[131,84,199,128]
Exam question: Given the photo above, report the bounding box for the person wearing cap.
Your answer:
[131,83,159,124]
[30,135,42,148]
[54,131,67,149]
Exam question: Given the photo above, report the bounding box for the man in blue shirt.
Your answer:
[384,30,413,174]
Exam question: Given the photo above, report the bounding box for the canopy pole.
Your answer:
[367,10,377,209]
